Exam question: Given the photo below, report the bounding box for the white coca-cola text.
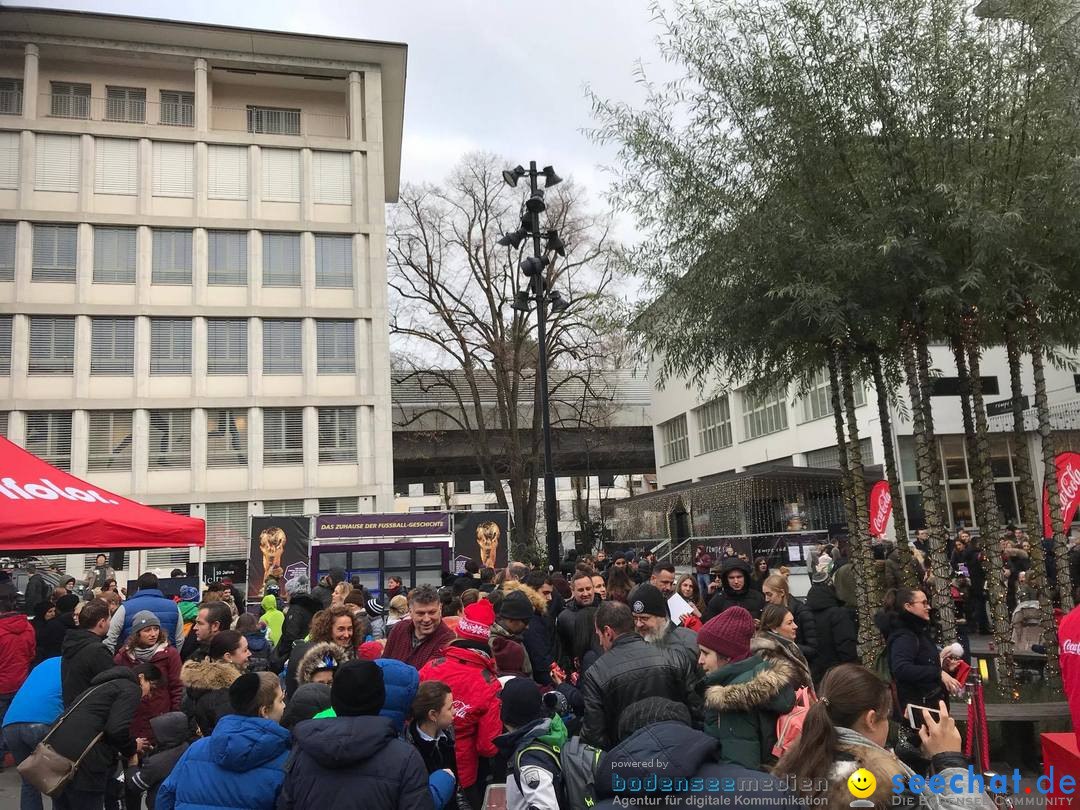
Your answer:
[1059,463,1080,512]
[0,476,119,505]
[1063,639,1080,656]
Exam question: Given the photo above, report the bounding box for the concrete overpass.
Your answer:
[391,369,655,484]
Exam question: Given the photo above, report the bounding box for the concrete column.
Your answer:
[137,139,152,216]
[75,222,93,300]
[346,71,363,143]
[78,134,94,211]
[302,406,318,489]
[194,141,208,218]
[300,231,315,308]
[248,145,260,220]
[358,405,372,486]
[191,409,208,493]
[353,233,368,309]
[192,316,208,399]
[350,151,365,227]
[132,409,149,495]
[135,225,152,305]
[248,407,263,491]
[247,230,261,307]
[7,411,26,445]
[73,315,90,399]
[791,453,808,467]
[356,318,370,397]
[193,228,208,306]
[302,317,317,394]
[10,315,29,400]
[194,58,209,134]
[17,132,34,209]
[22,44,38,120]
[134,316,151,398]
[14,220,32,300]
[71,410,89,475]
[300,148,314,223]
[248,317,262,397]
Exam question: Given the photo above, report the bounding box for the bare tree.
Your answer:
[388,153,623,560]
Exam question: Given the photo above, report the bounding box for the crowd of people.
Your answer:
[1,534,1068,810]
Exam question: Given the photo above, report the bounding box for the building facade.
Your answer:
[0,8,405,571]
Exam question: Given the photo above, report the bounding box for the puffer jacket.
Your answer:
[274,593,322,662]
[418,641,502,789]
[260,595,284,645]
[113,642,183,743]
[503,581,557,685]
[296,641,348,687]
[704,559,765,620]
[179,658,240,735]
[61,628,115,706]
[279,715,436,810]
[156,714,290,810]
[703,650,797,770]
[376,658,420,732]
[821,727,996,810]
[106,589,184,651]
[126,712,190,810]
[881,609,946,714]
[580,632,703,749]
[0,611,36,693]
[786,595,818,663]
[803,582,858,684]
[489,621,533,678]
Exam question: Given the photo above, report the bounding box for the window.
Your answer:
[695,396,732,454]
[150,318,192,375]
[207,144,248,200]
[315,235,353,288]
[316,320,354,373]
[312,151,351,204]
[263,320,302,374]
[799,368,865,422]
[0,78,22,115]
[319,407,356,463]
[262,232,301,286]
[207,319,248,375]
[94,138,137,195]
[0,221,14,281]
[319,497,358,514]
[35,134,80,192]
[151,229,192,285]
[0,131,17,189]
[105,86,145,123]
[32,224,77,282]
[741,388,789,440]
[0,412,7,438]
[149,410,190,469]
[262,148,300,202]
[159,90,194,127]
[25,412,72,470]
[28,317,75,374]
[247,105,301,136]
[264,499,304,515]
[92,227,136,283]
[90,318,135,375]
[208,231,247,285]
[929,376,1001,397]
[49,82,90,119]
[264,408,303,465]
[0,316,11,375]
[152,141,193,197]
[660,415,690,465]
[206,409,248,468]
[87,411,133,471]
[204,502,249,560]
[806,438,874,469]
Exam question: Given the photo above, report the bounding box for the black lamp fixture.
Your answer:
[547,290,570,313]
[540,166,562,187]
[511,290,532,312]
[502,165,527,187]
[544,230,566,257]
[520,256,548,277]
[525,188,546,214]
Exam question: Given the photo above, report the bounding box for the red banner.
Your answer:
[1042,451,1080,538]
[869,480,892,538]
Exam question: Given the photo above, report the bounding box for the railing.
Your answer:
[247,106,301,136]
[42,94,190,127]
[0,90,22,116]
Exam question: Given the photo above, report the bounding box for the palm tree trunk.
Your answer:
[904,319,957,644]
[839,343,882,664]
[828,349,859,535]
[963,311,1015,692]
[1005,317,1060,680]
[1027,303,1075,611]
[869,353,917,588]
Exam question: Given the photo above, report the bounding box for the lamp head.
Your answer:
[548,290,570,313]
[502,165,527,187]
[541,166,562,188]
[544,230,566,257]
[511,290,532,313]
[497,228,528,249]
[525,189,546,214]
[520,256,549,277]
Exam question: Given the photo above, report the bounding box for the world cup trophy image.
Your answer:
[476,521,500,569]
[257,526,287,594]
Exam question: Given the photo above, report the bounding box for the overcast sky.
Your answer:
[19,0,677,216]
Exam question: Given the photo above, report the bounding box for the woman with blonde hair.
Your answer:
[331,581,353,608]
[761,573,817,662]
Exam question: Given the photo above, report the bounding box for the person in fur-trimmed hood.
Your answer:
[297,641,348,687]
[505,577,559,686]
[775,663,995,810]
[696,606,797,771]
[179,638,241,735]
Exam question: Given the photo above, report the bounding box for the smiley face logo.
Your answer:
[848,768,876,799]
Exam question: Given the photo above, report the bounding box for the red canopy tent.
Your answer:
[0,437,204,551]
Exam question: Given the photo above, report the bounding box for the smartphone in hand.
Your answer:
[904,704,943,730]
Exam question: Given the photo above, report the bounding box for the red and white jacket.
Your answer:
[1060,603,1080,747]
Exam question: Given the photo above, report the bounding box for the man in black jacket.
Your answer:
[803,575,858,684]
[704,558,764,620]
[50,665,147,810]
[580,601,702,748]
[60,598,115,706]
[274,590,323,665]
[555,571,600,672]
[36,592,79,662]
[180,600,232,663]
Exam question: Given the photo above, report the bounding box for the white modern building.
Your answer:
[638,342,1080,543]
[0,7,405,573]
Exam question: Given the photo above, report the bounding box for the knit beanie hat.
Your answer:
[365,598,389,617]
[696,606,754,662]
[500,676,543,728]
[285,574,310,596]
[628,583,668,618]
[180,585,200,602]
[358,641,384,660]
[130,610,161,634]
[281,683,332,730]
[457,598,495,641]
[497,590,534,621]
[228,672,262,715]
[56,593,80,614]
[331,659,385,717]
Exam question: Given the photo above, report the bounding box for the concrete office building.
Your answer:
[0,7,405,572]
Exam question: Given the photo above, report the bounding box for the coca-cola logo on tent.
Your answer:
[1042,452,1080,538]
[869,480,892,538]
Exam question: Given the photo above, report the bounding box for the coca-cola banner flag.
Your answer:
[1042,451,1080,538]
[869,480,893,539]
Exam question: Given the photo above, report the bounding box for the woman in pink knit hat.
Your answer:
[696,606,798,772]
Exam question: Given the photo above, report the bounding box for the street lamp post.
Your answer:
[499,161,568,569]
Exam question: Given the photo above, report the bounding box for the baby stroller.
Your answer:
[1010,599,1046,682]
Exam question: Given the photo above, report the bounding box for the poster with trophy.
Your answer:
[452,510,510,570]
[248,516,310,601]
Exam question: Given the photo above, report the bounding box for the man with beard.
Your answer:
[555,571,600,672]
[628,583,699,663]
[704,558,764,620]
[650,563,677,598]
